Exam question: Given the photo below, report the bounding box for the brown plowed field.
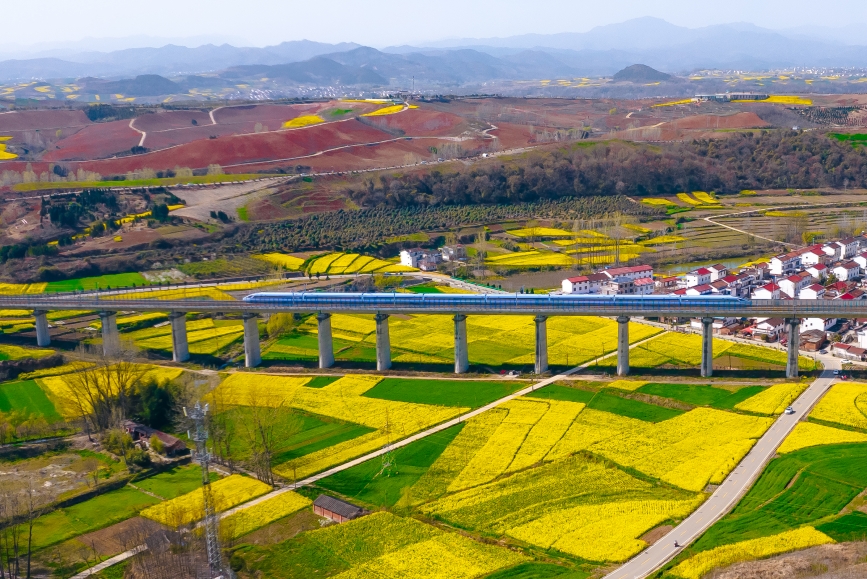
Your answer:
[78,119,393,173]
[43,119,142,161]
[141,122,252,150]
[0,109,91,132]
[667,112,769,130]
[133,109,213,132]
[362,109,467,137]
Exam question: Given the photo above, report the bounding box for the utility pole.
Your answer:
[185,402,226,579]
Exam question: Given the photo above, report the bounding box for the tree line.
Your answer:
[345,131,867,207]
[231,196,660,253]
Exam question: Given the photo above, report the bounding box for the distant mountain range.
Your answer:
[1,18,866,86]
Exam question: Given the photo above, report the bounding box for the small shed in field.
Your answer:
[313,494,366,523]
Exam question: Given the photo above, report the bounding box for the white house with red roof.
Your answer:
[633,277,655,295]
[685,284,714,296]
[685,268,712,288]
[833,261,862,282]
[770,251,802,276]
[799,246,827,267]
[823,242,845,261]
[600,264,653,282]
[854,251,867,270]
[707,264,728,282]
[752,283,781,300]
[807,263,829,281]
[800,284,826,300]
[561,272,609,294]
[778,272,813,298]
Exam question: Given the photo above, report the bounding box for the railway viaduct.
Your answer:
[6,292,852,379]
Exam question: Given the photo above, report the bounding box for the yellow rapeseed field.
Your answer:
[778,422,867,454]
[508,497,704,562]
[306,252,416,275]
[361,105,406,117]
[210,374,467,478]
[641,198,676,206]
[677,193,703,206]
[605,380,647,392]
[733,95,813,105]
[107,287,235,301]
[809,382,867,430]
[651,98,695,107]
[447,398,560,490]
[0,283,47,294]
[254,253,306,270]
[307,512,525,579]
[507,227,576,238]
[670,527,833,579]
[549,407,771,492]
[692,191,717,204]
[639,235,686,245]
[400,408,509,506]
[0,139,17,160]
[221,491,311,538]
[734,382,808,415]
[142,474,271,527]
[333,533,528,579]
[282,114,325,128]
[485,251,574,267]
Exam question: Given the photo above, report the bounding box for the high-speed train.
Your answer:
[241,292,752,311]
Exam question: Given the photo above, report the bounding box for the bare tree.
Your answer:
[63,346,148,434]
[239,396,300,485]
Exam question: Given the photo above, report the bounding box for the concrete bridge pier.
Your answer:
[99,312,120,357]
[534,315,548,374]
[243,313,261,368]
[169,312,189,363]
[454,314,469,374]
[701,317,714,378]
[617,316,630,376]
[375,313,391,371]
[786,318,800,380]
[317,313,335,369]
[33,310,50,347]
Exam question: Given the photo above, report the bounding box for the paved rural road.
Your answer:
[603,354,841,579]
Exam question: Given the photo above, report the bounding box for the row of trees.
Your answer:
[345,131,867,208]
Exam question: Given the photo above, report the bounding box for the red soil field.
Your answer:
[666,112,769,130]
[132,110,213,132]
[141,123,251,150]
[42,119,142,162]
[489,122,536,149]
[0,110,91,132]
[362,108,466,137]
[78,119,394,174]
[213,103,328,127]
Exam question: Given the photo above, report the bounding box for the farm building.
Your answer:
[122,421,187,456]
[313,494,367,523]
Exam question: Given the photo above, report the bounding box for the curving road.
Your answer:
[604,354,841,579]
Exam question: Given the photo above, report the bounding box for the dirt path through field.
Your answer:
[170,180,286,220]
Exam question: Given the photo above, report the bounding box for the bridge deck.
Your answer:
[0,292,861,318]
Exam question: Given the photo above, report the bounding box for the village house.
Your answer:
[807,263,829,281]
[799,246,827,267]
[800,284,826,300]
[399,248,442,270]
[753,317,786,339]
[752,283,781,300]
[685,284,714,296]
[832,343,867,362]
[600,264,654,282]
[561,272,609,294]
[684,268,712,288]
[769,252,802,276]
[439,245,467,261]
[122,421,186,456]
[707,264,728,282]
[833,261,861,282]
[654,276,679,291]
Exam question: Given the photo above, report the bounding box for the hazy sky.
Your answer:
[4,0,867,49]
